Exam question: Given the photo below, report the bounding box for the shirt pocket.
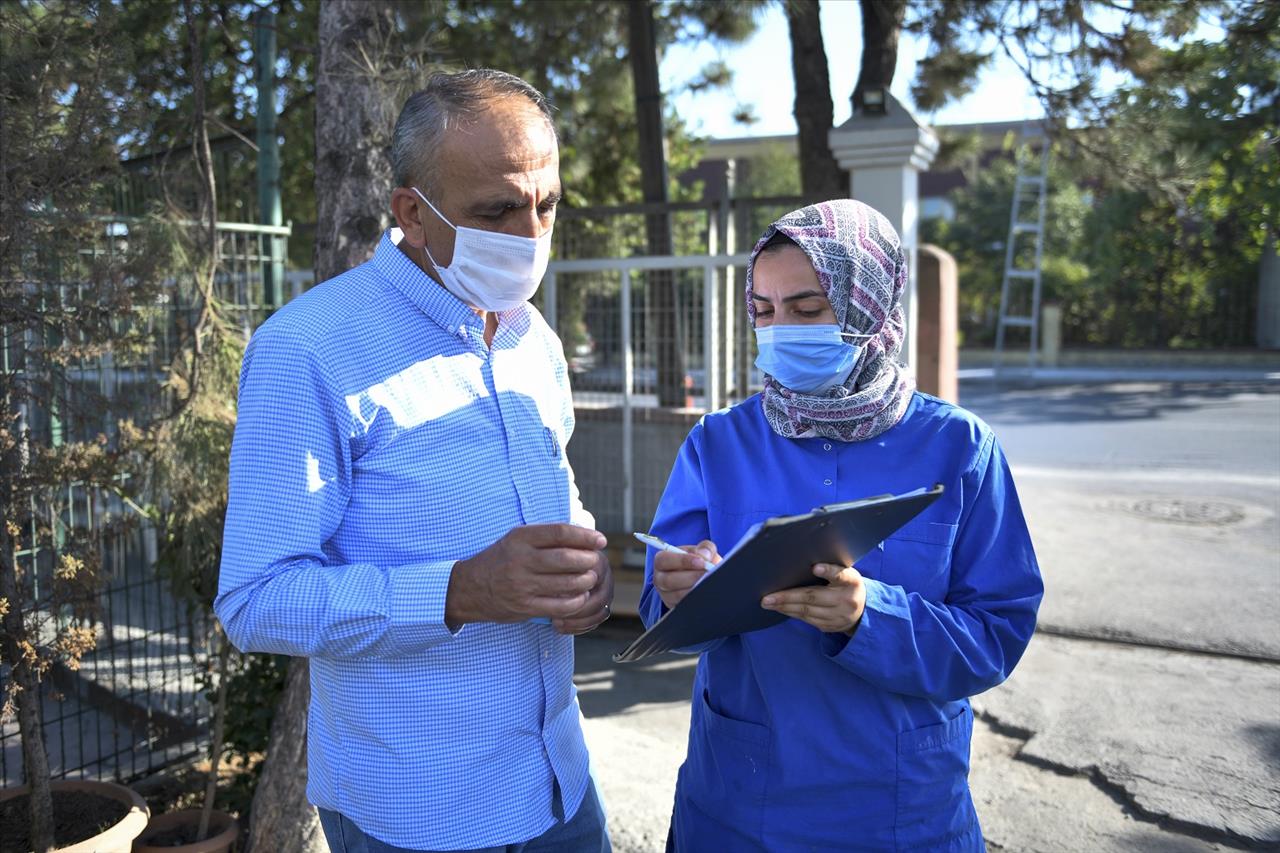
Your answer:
[542,425,563,461]
[895,703,978,849]
[682,688,772,818]
[877,519,957,597]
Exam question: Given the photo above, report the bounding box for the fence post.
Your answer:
[621,269,634,533]
[543,270,557,334]
[703,264,719,411]
[916,244,958,403]
[255,8,283,311]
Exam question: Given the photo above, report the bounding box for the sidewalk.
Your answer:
[582,375,1280,851]
[958,347,1280,385]
[960,365,1280,383]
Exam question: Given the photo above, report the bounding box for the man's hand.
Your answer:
[760,563,866,635]
[551,550,614,636]
[446,524,607,628]
[652,540,718,610]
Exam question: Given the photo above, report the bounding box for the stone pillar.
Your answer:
[829,92,939,375]
[916,244,958,403]
[1041,303,1062,368]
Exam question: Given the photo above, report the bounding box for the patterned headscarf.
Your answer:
[746,199,914,442]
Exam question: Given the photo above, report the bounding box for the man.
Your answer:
[216,69,613,853]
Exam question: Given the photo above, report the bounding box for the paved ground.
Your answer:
[575,376,1280,852]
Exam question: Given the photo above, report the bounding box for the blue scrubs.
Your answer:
[641,392,1043,852]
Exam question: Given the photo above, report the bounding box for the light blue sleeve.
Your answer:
[214,327,460,660]
[641,423,726,654]
[825,434,1043,701]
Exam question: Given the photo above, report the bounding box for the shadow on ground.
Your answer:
[574,620,697,718]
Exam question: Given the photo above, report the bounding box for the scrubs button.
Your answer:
[823,443,832,451]
[823,478,832,486]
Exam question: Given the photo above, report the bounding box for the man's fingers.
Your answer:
[519,523,607,551]
[552,614,607,635]
[530,592,592,619]
[532,571,598,598]
[528,547,604,575]
[551,601,610,635]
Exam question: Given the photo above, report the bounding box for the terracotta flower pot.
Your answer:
[132,808,239,853]
[0,778,150,853]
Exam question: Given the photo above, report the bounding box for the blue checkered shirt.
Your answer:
[215,229,595,850]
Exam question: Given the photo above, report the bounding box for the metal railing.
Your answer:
[1,218,290,788]
[544,253,751,533]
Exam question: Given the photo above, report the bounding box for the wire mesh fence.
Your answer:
[3,194,800,788]
[1,217,289,788]
[546,195,815,534]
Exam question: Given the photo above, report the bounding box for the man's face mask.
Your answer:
[413,187,552,312]
[754,324,870,394]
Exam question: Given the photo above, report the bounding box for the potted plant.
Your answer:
[0,7,187,846]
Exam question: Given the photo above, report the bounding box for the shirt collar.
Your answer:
[373,228,483,336]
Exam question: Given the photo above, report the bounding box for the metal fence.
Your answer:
[544,253,750,533]
[1,217,289,788]
[544,195,815,534]
[2,194,800,787]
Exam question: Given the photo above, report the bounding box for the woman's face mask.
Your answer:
[413,187,552,312]
[754,324,869,393]
[750,243,869,393]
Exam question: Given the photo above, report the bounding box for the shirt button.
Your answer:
[823,443,832,451]
[543,650,550,661]
[823,478,833,486]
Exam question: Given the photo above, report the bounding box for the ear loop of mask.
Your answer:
[411,187,452,271]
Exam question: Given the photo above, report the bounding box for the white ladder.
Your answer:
[994,131,1050,374]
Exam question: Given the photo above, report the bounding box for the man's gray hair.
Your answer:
[391,68,556,194]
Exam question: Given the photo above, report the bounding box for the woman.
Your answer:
[640,199,1043,852]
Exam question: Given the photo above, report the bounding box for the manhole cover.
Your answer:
[1127,499,1245,526]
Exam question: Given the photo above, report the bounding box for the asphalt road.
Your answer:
[575,378,1280,852]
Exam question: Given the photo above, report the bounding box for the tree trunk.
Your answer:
[244,3,397,850]
[628,0,686,407]
[245,658,322,853]
[1,87,52,842]
[784,0,845,197]
[852,0,906,113]
[1,548,55,853]
[314,0,397,284]
[197,628,231,841]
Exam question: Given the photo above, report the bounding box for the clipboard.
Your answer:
[614,484,945,662]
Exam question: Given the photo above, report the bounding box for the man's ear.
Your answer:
[390,187,425,248]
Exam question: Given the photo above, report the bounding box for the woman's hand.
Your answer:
[761,563,866,635]
[652,540,719,610]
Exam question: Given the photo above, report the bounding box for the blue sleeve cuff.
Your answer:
[387,560,463,653]
[822,576,908,663]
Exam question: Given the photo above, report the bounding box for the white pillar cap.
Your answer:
[828,91,940,173]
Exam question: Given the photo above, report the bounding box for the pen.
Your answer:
[634,532,716,572]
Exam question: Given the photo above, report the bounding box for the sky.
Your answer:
[662,0,1046,139]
